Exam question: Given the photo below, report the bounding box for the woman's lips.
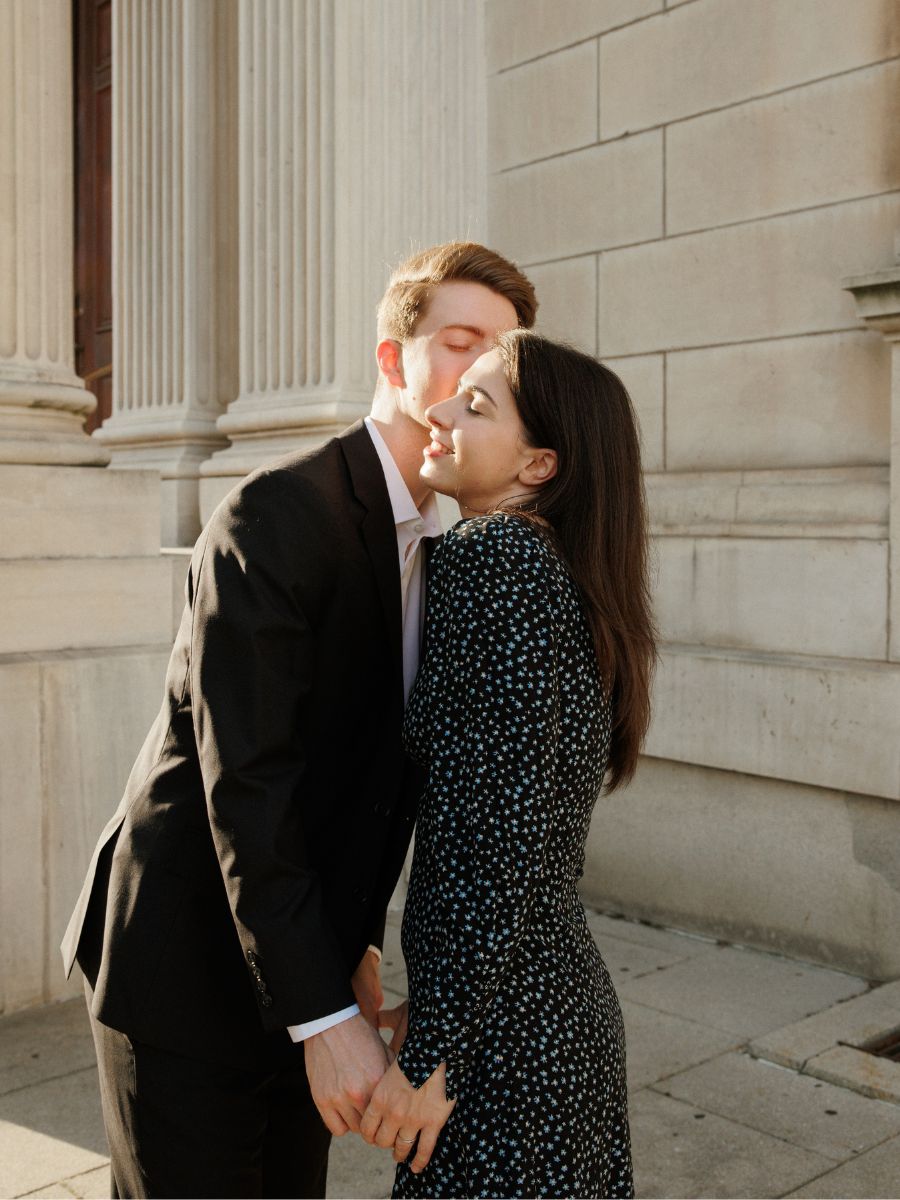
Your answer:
[424,439,453,459]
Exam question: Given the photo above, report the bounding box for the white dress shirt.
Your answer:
[287,418,441,1043]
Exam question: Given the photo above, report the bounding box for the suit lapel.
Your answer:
[339,422,403,701]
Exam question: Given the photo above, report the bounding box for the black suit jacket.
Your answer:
[62,421,428,1068]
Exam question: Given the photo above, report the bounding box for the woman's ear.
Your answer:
[519,448,558,488]
[375,339,405,389]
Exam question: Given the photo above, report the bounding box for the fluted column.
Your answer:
[200,0,487,520]
[96,0,237,546]
[333,0,488,391]
[199,0,356,516]
[0,0,107,466]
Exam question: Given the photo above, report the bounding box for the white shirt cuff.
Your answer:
[287,1003,360,1043]
[366,944,383,963]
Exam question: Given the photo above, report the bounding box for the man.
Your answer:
[62,241,537,1198]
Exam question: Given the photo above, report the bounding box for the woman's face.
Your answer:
[420,348,556,516]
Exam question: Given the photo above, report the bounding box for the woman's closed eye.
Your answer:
[464,388,489,416]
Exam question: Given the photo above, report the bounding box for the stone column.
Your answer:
[200,0,487,520]
[96,0,237,546]
[0,0,107,466]
[332,0,488,392]
[199,0,358,517]
[845,261,900,662]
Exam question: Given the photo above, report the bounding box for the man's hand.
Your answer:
[360,1059,456,1175]
[351,948,384,1028]
[378,999,408,1056]
[304,1012,391,1136]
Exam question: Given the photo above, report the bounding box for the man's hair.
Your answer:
[376,241,538,341]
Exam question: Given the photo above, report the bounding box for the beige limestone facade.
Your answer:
[1,0,899,1014]
[485,0,900,980]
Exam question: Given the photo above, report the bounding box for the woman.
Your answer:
[360,331,656,1199]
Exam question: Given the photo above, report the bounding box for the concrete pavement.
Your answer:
[2,909,899,1199]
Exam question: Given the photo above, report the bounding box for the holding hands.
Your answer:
[303,948,389,1135]
[304,955,454,1174]
[304,1012,390,1136]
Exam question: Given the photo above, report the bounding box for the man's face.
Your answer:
[387,281,519,429]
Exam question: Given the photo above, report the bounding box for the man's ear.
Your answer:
[519,448,558,488]
[376,339,405,389]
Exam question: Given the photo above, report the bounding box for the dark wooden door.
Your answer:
[74,0,113,433]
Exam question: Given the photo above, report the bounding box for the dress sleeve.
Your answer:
[397,518,561,1097]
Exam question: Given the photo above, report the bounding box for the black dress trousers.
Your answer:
[86,981,330,1200]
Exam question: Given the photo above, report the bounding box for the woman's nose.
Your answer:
[425,398,452,429]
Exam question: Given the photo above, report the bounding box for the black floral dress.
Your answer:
[395,513,633,1200]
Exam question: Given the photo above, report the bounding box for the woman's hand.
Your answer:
[378,999,408,1055]
[359,1059,456,1174]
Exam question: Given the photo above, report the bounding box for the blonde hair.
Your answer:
[377,241,537,341]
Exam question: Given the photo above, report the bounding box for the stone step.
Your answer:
[0,464,161,559]
[0,556,173,654]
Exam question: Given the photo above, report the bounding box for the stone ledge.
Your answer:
[750,981,900,1067]
[749,981,900,1104]
[805,1046,900,1105]
[648,466,888,539]
[648,645,900,799]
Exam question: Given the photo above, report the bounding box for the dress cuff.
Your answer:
[397,1040,462,1101]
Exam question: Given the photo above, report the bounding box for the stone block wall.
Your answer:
[485,0,900,977]
[0,466,178,1013]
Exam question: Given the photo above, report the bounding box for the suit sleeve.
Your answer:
[367,909,387,956]
[189,477,356,1031]
[397,521,560,1097]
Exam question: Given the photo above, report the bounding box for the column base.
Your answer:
[95,415,228,546]
[0,377,110,466]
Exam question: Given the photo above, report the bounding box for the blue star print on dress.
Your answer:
[395,513,633,1200]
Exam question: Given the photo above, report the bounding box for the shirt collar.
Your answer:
[364,416,442,535]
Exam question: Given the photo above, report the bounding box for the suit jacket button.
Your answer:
[260,994,273,1009]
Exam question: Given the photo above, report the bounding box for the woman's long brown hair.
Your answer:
[496,330,657,793]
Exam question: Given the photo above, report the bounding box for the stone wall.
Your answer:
[0,0,189,1015]
[486,0,900,977]
[0,466,178,1012]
